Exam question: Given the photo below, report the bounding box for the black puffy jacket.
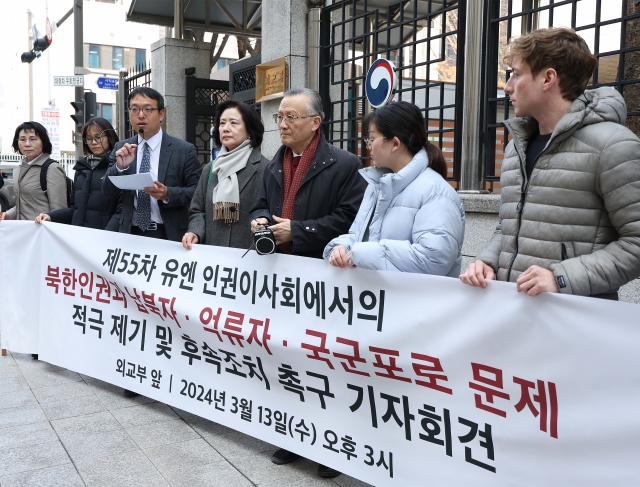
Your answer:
[49,153,116,229]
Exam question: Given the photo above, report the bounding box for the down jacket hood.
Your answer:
[508,87,628,151]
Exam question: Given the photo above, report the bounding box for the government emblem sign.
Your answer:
[365,59,397,108]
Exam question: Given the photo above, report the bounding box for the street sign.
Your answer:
[96,77,118,90]
[54,76,84,87]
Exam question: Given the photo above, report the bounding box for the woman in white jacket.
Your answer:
[324,101,465,276]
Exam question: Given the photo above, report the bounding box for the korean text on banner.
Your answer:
[1,221,640,486]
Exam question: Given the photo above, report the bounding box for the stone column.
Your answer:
[151,38,211,140]
[260,0,312,158]
[459,0,486,192]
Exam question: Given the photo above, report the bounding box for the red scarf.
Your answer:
[280,130,321,253]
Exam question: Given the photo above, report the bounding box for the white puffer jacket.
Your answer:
[323,149,465,276]
[477,87,640,296]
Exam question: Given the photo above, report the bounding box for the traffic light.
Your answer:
[20,37,51,64]
[84,92,97,122]
[33,37,51,52]
[70,100,84,125]
[21,51,37,63]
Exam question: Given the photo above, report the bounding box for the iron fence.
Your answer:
[123,64,152,139]
[319,0,464,183]
[483,0,640,190]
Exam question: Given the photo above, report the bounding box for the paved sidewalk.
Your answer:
[0,349,371,487]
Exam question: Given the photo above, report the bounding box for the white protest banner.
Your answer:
[0,222,42,352]
[2,221,640,486]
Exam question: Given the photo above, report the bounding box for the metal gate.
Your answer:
[122,65,152,139]
[319,0,465,183]
[483,0,640,189]
[185,78,230,165]
[230,55,262,112]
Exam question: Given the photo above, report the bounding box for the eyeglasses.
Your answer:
[128,107,160,116]
[364,136,387,148]
[272,114,316,125]
[83,135,104,144]
[18,137,39,144]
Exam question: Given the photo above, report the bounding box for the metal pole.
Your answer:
[307,7,321,92]
[117,68,128,140]
[459,0,485,192]
[174,0,184,39]
[28,10,34,122]
[73,0,84,160]
[56,7,74,27]
[46,0,52,106]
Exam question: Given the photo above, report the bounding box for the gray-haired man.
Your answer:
[250,88,364,259]
[250,89,365,477]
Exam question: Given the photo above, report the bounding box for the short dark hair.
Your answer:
[128,87,165,110]
[82,117,119,155]
[362,101,448,179]
[212,100,265,148]
[12,121,53,155]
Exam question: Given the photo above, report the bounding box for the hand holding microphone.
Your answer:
[115,128,144,170]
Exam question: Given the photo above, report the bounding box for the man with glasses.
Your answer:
[103,86,201,242]
[251,87,364,259]
[250,88,365,478]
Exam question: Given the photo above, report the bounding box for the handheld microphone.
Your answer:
[139,128,145,140]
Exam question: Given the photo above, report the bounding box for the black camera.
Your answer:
[253,227,277,255]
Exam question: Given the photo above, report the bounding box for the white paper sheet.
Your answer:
[108,173,155,190]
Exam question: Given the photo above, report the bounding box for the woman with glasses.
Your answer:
[324,101,465,276]
[1,122,67,221]
[35,117,120,229]
[182,100,269,250]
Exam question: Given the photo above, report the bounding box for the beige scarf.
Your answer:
[212,139,253,223]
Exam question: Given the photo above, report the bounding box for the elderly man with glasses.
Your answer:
[250,88,365,478]
[250,87,365,260]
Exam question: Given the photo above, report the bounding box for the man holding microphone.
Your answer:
[103,87,201,241]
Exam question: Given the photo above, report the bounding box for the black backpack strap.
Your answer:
[39,158,56,196]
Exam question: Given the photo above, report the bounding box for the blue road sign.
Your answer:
[96,77,118,90]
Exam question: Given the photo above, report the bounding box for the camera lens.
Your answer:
[255,235,276,255]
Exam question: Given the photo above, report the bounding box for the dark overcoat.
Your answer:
[250,131,365,259]
[49,153,115,229]
[188,147,269,249]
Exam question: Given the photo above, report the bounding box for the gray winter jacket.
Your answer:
[476,87,640,296]
[324,149,465,276]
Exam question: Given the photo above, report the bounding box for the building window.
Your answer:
[216,58,232,71]
[135,49,146,69]
[97,103,114,124]
[89,45,100,68]
[112,47,123,69]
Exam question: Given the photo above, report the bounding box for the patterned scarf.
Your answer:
[212,139,253,223]
[280,130,321,253]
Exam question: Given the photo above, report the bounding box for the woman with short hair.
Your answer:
[35,117,119,229]
[325,101,465,276]
[1,122,67,221]
[182,100,269,250]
